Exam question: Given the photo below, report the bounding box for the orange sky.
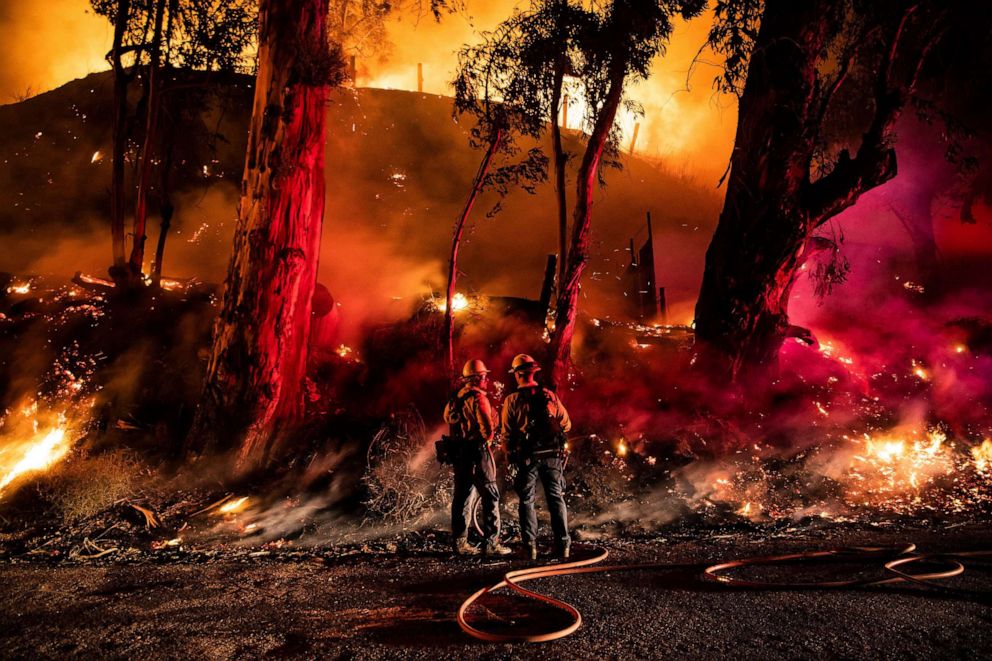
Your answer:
[366,3,738,181]
[0,0,737,181]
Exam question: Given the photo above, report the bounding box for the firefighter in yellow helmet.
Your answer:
[442,359,511,556]
[501,354,572,559]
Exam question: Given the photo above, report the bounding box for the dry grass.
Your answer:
[362,408,451,524]
[37,450,144,523]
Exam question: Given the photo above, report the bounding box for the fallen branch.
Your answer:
[129,504,160,529]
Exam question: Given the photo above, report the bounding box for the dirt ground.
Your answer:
[2,523,992,660]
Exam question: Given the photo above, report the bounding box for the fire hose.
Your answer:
[456,543,990,643]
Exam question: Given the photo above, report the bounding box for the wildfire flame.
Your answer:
[0,427,70,494]
[217,496,250,514]
[845,428,952,508]
[438,292,469,313]
[972,439,992,474]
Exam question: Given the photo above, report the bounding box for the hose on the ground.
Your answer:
[457,543,989,643]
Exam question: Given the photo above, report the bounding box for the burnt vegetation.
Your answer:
[0,0,991,568]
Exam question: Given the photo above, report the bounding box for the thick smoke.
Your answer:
[0,0,109,103]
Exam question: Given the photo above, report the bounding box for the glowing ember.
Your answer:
[217,496,250,514]
[90,150,103,163]
[6,282,31,295]
[0,428,70,493]
[336,344,353,358]
[911,360,929,380]
[616,440,628,457]
[152,538,183,549]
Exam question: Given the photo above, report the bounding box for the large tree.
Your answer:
[693,0,953,380]
[186,0,345,468]
[547,0,705,389]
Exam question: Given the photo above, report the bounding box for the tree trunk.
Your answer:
[694,0,906,381]
[443,129,502,381]
[129,0,167,281]
[547,63,626,389]
[109,0,132,278]
[550,56,568,290]
[891,190,941,296]
[152,113,175,287]
[187,0,331,468]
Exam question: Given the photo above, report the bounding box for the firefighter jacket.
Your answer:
[500,386,571,454]
[444,385,496,443]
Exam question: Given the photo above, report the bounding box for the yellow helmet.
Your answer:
[461,359,491,378]
[509,353,541,373]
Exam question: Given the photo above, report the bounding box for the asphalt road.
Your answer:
[3,524,992,659]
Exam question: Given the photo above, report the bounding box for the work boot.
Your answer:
[453,537,480,556]
[484,542,513,557]
[556,542,571,560]
[522,543,538,561]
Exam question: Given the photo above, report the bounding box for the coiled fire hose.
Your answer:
[457,543,989,643]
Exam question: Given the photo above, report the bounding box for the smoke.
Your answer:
[366,4,738,181]
[0,0,110,103]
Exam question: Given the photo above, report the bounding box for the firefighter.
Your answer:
[501,354,572,560]
[443,359,512,556]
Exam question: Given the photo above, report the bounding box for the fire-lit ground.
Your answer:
[2,524,991,659]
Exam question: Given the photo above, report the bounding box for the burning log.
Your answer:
[71,271,116,294]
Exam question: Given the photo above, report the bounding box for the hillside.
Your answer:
[0,70,723,336]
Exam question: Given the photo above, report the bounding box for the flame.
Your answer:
[90,150,103,163]
[845,429,952,508]
[0,427,70,493]
[336,344,353,358]
[436,292,469,313]
[911,360,929,381]
[6,282,31,295]
[617,440,628,457]
[972,439,992,474]
[217,496,250,514]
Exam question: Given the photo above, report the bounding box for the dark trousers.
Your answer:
[451,446,500,544]
[514,456,569,548]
